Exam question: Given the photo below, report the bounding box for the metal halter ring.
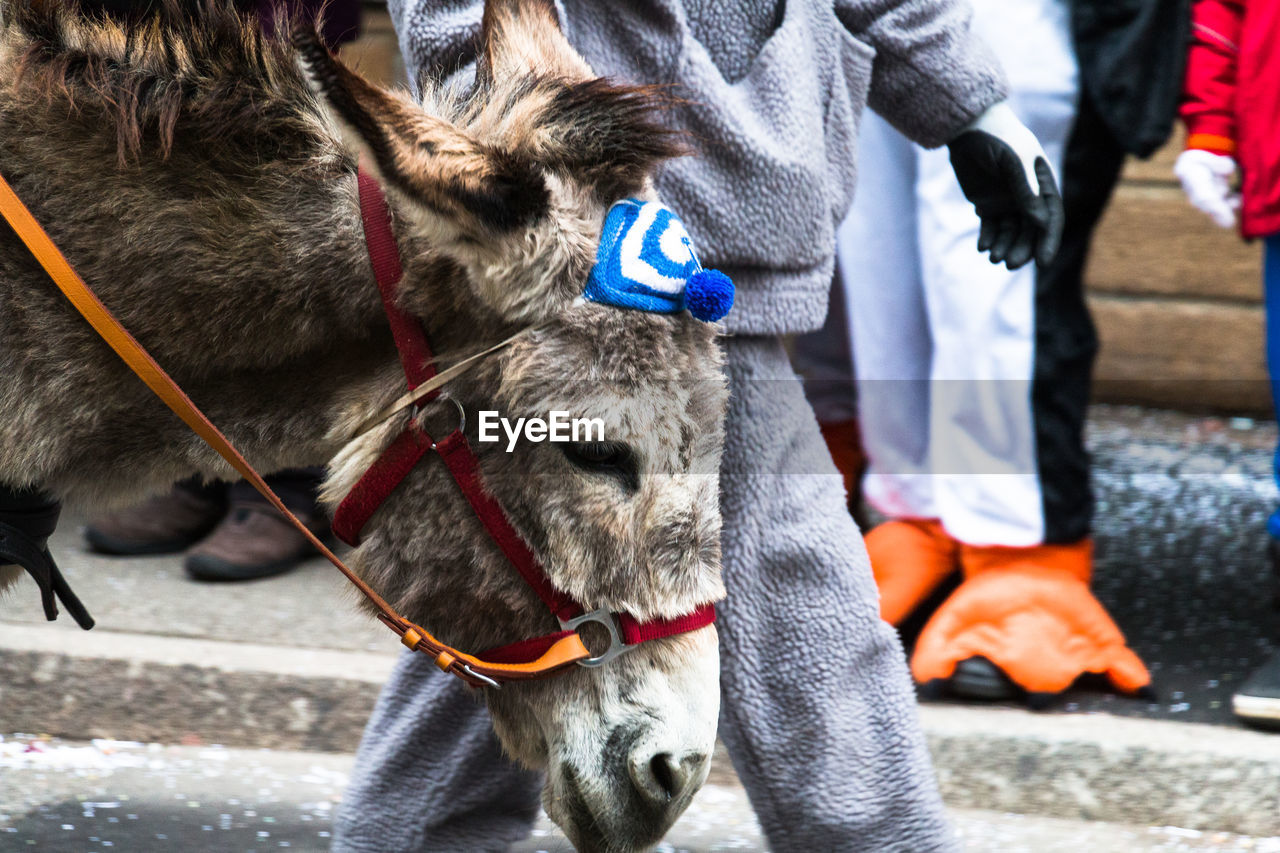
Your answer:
[418,396,466,450]
[559,609,636,668]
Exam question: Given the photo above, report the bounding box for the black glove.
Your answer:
[947,103,1065,270]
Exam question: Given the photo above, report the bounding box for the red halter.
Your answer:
[331,166,717,685]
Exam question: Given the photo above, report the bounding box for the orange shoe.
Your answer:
[910,539,1151,696]
[865,519,962,626]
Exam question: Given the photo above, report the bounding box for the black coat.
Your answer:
[1070,0,1192,157]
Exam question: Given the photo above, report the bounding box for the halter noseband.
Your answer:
[329,165,717,687]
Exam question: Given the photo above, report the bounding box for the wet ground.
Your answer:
[913,407,1280,724]
[4,736,1280,853]
[1082,409,1279,723]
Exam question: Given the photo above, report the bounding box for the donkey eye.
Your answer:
[564,441,629,466]
[561,442,638,491]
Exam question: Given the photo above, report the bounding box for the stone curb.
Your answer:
[921,704,1280,838]
[0,625,391,753]
[3,626,1279,836]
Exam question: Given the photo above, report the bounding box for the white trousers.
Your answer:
[830,0,1079,546]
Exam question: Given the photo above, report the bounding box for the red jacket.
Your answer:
[1181,0,1280,238]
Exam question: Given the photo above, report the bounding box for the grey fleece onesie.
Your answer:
[333,1,1007,850]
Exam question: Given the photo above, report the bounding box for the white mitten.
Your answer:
[1174,149,1240,229]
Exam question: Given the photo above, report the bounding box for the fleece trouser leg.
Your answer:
[716,335,954,852]
[332,335,954,853]
[330,651,543,853]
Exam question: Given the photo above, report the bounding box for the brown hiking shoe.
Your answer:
[84,479,227,556]
[184,502,328,582]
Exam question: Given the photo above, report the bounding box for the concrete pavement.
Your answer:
[3,404,1280,840]
[4,737,1280,853]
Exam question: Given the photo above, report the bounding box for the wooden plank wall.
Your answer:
[339,3,406,90]
[1088,130,1268,412]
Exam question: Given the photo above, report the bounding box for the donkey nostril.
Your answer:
[650,753,678,800]
[631,751,707,806]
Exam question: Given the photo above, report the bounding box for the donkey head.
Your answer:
[301,2,728,848]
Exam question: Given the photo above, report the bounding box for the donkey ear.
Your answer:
[294,24,548,233]
[474,0,682,200]
[478,0,593,84]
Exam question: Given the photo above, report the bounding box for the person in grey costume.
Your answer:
[334,1,1062,850]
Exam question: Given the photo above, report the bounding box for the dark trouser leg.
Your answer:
[1263,236,1280,542]
[1032,90,1125,544]
[1238,236,1280,723]
[228,467,325,515]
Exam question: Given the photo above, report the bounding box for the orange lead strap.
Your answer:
[0,169,590,687]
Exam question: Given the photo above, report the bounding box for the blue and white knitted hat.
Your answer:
[583,199,734,323]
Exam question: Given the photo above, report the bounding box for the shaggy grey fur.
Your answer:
[2,3,734,847]
[390,0,1008,334]
[0,2,389,500]
[334,337,954,852]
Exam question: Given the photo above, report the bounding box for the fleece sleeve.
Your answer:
[384,0,483,92]
[1181,0,1243,154]
[834,0,1009,148]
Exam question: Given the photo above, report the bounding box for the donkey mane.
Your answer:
[5,0,685,205]
[4,0,320,165]
[1,2,729,841]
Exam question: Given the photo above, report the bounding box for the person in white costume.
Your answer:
[795,0,1151,701]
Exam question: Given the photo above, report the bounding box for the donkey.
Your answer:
[0,0,729,848]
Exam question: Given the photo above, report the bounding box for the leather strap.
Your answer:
[0,167,589,687]
[479,607,718,663]
[434,429,579,620]
[338,167,718,662]
[482,630,581,664]
[356,167,437,392]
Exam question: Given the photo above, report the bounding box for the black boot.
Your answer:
[0,484,94,629]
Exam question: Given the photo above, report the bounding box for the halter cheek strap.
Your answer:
[332,165,716,676]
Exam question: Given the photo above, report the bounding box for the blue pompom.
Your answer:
[684,269,735,322]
